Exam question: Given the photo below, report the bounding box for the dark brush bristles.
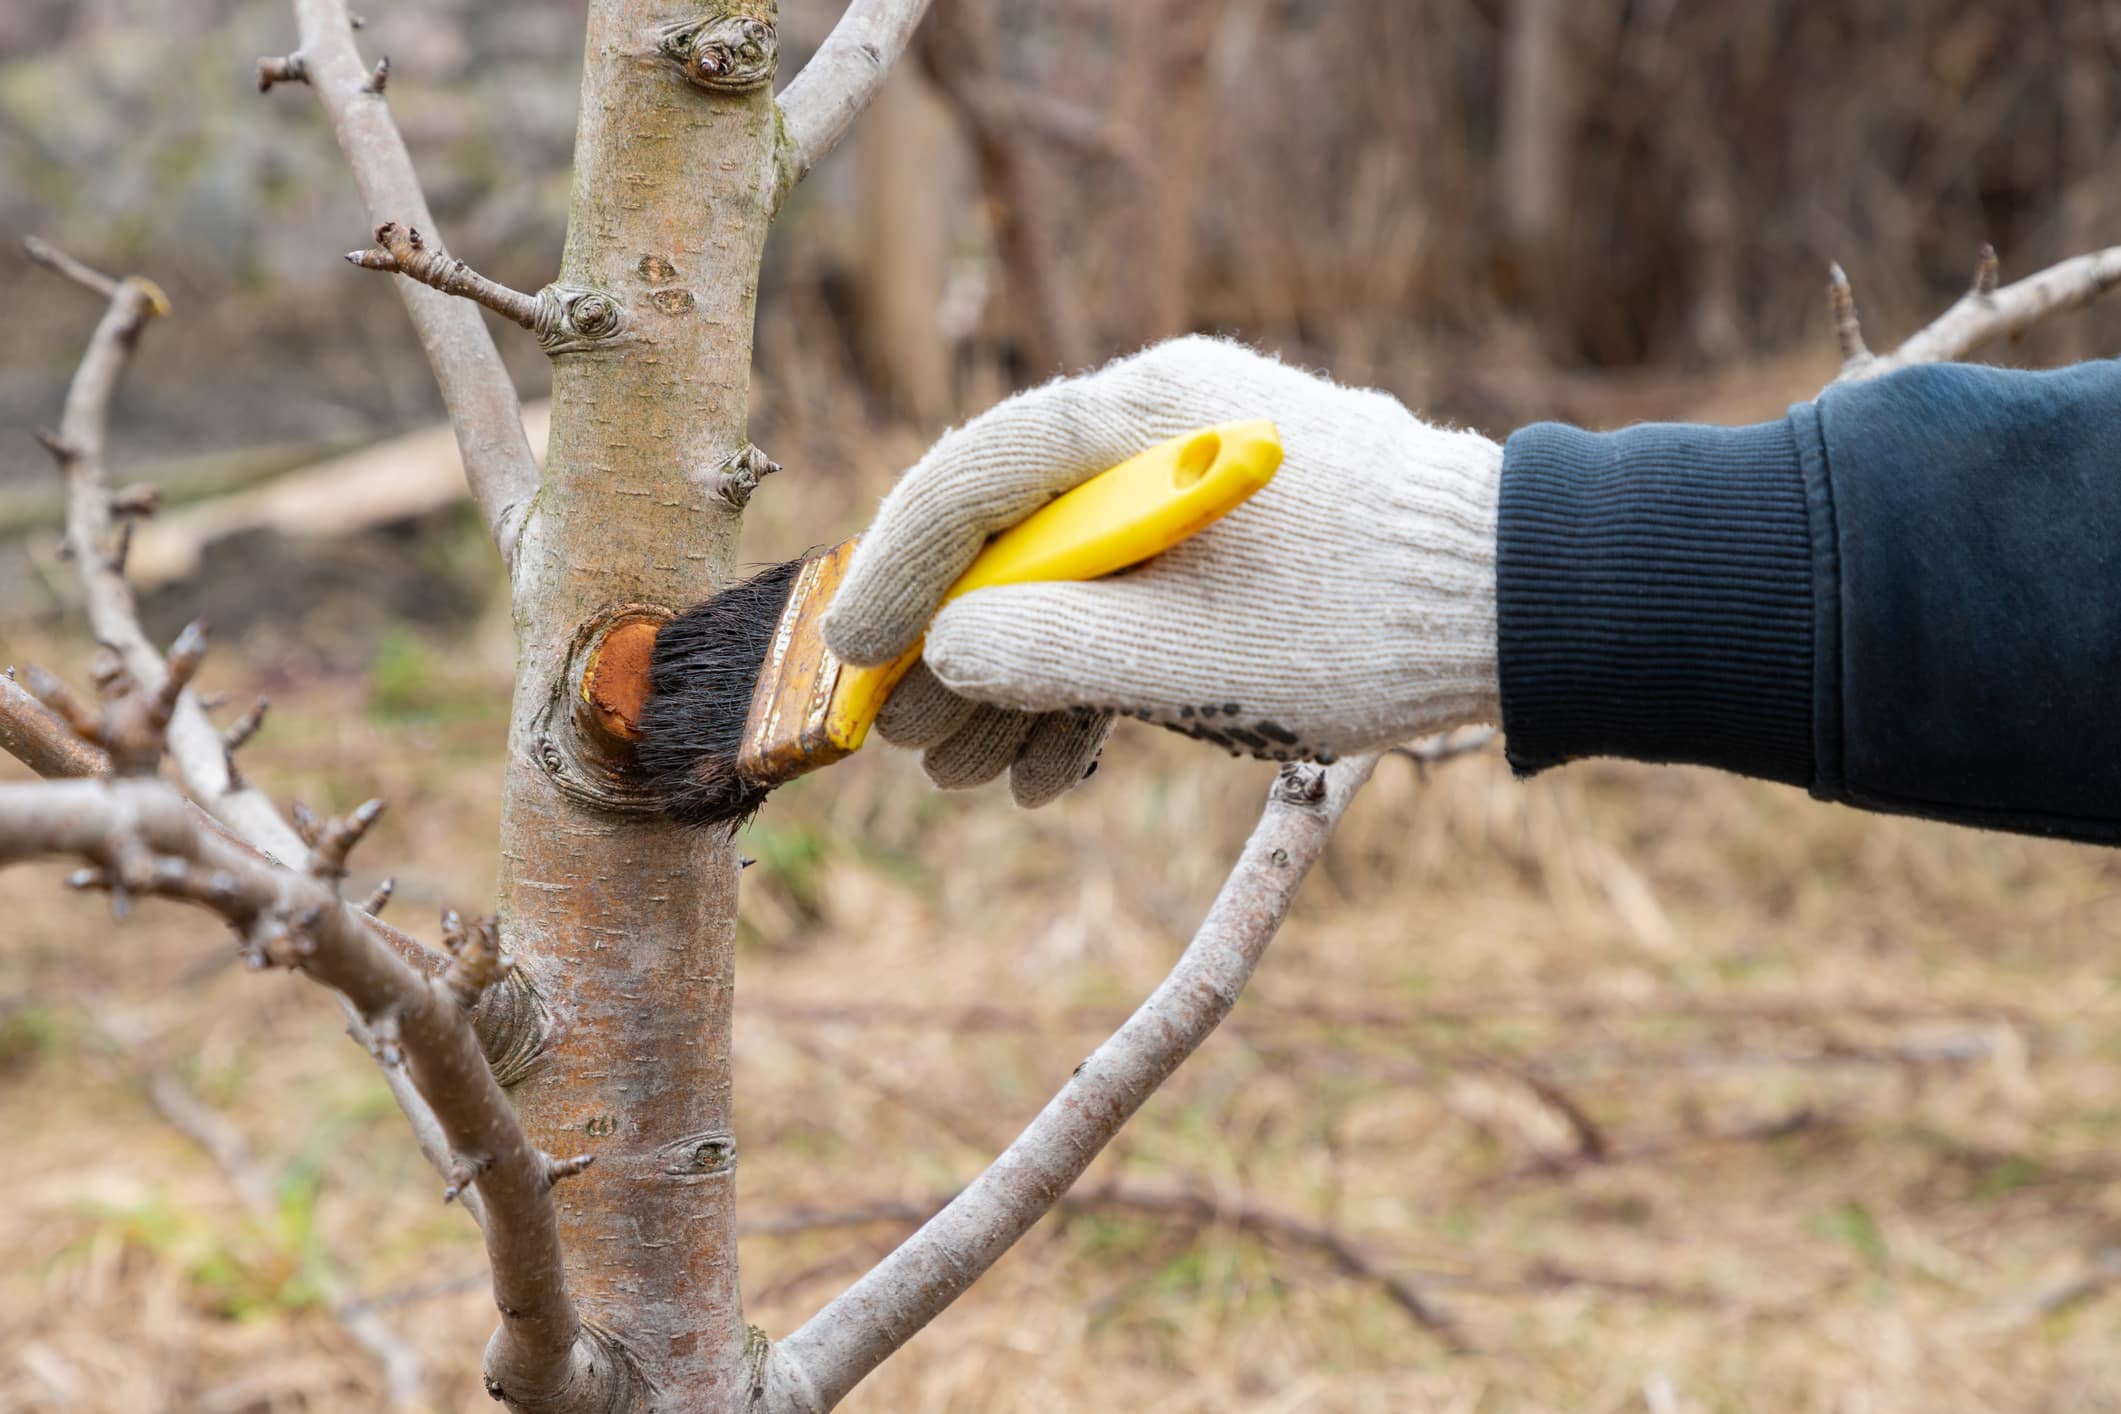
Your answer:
[637,556,804,829]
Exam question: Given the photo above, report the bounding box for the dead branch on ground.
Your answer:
[743,1172,1462,1345]
[743,988,2043,1039]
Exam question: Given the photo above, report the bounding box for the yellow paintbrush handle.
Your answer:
[825,420,1283,753]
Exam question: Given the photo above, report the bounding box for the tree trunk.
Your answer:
[497,1,782,1405]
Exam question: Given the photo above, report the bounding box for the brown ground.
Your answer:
[4,403,2119,1414]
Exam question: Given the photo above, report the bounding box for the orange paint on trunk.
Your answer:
[580,614,663,742]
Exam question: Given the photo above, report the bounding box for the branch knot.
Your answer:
[532,284,627,355]
[440,911,513,1010]
[655,15,779,91]
[1274,762,1330,808]
[713,444,782,508]
[255,54,308,91]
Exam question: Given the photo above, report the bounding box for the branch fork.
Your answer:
[1829,242,2121,383]
[271,0,540,573]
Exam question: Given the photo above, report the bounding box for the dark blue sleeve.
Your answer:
[1497,359,2121,845]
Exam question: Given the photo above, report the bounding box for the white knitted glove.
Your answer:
[821,337,1502,805]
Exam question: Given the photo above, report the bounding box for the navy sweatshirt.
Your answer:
[1497,358,2120,845]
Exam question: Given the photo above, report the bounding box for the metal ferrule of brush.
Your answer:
[736,537,911,787]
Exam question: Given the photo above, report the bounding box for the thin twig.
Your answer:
[1387,725,1499,778]
[23,235,121,298]
[347,222,543,331]
[1830,244,2121,383]
[0,672,111,779]
[765,756,1381,1410]
[776,0,937,192]
[273,0,539,571]
[28,238,309,863]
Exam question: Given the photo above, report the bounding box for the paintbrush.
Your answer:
[635,420,1283,828]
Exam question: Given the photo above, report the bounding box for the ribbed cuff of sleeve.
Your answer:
[1497,417,1816,788]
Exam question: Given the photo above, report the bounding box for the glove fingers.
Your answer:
[821,349,1251,669]
[922,705,1036,790]
[925,579,1336,763]
[1009,709,1114,808]
[924,578,1203,716]
[874,660,978,748]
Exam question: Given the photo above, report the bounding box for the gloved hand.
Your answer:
[820,336,1502,806]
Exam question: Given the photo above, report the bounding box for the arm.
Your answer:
[1501,357,2121,844]
[824,340,2120,845]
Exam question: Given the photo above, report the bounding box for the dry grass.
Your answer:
[5,405,2120,1414]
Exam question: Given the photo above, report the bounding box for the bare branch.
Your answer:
[0,776,615,1404]
[27,239,309,862]
[1,671,111,779]
[22,234,123,299]
[3,651,479,1231]
[1831,244,2121,384]
[775,0,936,193]
[272,0,539,570]
[347,221,544,331]
[765,756,1381,1411]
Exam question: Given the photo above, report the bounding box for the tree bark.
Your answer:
[496,1,784,1406]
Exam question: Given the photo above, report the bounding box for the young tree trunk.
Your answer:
[495,1,783,1405]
